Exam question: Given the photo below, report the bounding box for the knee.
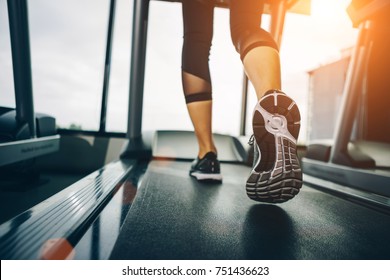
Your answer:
[230,25,279,61]
[182,31,213,82]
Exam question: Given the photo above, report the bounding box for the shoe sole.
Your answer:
[190,172,223,182]
[246,91,302,203]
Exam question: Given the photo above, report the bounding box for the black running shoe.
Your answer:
[190,152,222,181]
[246,90,302,203]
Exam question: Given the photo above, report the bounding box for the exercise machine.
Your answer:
[0,0,59,168]
[303,0,390,205]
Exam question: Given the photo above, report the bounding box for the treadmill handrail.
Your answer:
[0,160,135,259]
[347,0,390,27]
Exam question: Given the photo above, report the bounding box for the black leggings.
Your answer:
[182,0,278,104]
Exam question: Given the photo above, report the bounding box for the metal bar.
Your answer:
[270,0,288,47]
[239,73,249,136]
[330,21,372,165]
[286,0,299,10]
[347,0,390,27]
[7,0,36,138]
[126,0,150,139]
[99,0,117,133]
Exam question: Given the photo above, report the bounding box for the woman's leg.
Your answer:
[182,0,221,181]
[186,100,216,158]
[230,0,302,203]
[243,47,281,100]
[229,0,280,98]
[182,0,216,159]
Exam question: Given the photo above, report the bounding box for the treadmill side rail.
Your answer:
[0,160,135,260]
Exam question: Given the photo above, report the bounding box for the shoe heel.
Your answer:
[246,91,302,203]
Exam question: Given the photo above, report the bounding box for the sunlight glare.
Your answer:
[311,0,351,21]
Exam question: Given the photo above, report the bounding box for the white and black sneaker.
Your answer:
[190,152,222,182]
[246,90,302,203]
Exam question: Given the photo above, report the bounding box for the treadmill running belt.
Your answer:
[110,160,390,259]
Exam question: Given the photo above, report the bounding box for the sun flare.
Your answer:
[311,0,351,21]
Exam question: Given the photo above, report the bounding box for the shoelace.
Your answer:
[248,134,255,146]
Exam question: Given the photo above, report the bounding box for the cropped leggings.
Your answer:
[182,0,278,104]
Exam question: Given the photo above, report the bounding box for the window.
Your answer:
[105,0,132,133]
[28,0,110,131]
[0,0,16,108]
[1,0,359,140]
[142,1,243,135]
[244,0,358,145]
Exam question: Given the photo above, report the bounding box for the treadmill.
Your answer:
[303,0,390,207]
[1,0,390,260]
[0,0,60,168]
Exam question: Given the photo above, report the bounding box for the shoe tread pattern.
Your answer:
[247,92,302,203]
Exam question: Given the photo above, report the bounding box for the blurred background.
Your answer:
[0,0,358,144]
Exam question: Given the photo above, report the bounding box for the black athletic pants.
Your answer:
[182,0,278,103]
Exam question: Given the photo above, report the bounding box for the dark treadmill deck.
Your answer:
[110,160,390,260]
